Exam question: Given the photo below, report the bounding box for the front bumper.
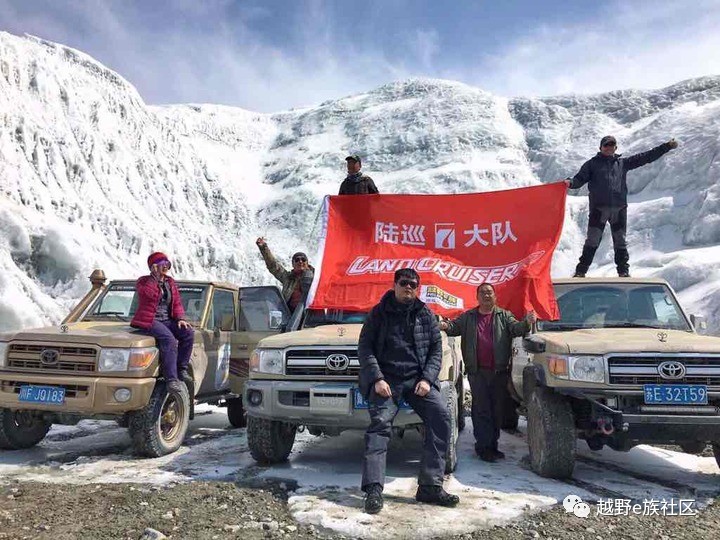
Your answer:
[554,386,720,441]
[245,380,424,428]
[0,372,156,414]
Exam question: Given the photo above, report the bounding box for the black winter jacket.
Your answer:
[338,173,379,195]
[569,142,672,208]
[358,291,442,397]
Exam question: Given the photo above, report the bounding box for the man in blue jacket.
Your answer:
[565,136,678,277]
[358,268,459,514]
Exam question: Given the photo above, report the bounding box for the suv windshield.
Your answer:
[84,283,209,323]
[538,283,691,332]
[302,309,368,328]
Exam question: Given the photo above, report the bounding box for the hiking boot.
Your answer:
[618,271,630,278]
[179,369,193,385]
[492,449,506,460]
[364,483,383,514]
[477,448,498,462]
[415,485,460,507]
[573,272,586,278]
[167,379,185,394]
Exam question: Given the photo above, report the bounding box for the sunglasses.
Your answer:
[293,257,307,263]
[602,142,617,148]
[397,279,419,289]
[156,261,172,270]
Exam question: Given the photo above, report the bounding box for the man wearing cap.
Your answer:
[565,136,678,277]
[131,252,194,394]
[256,238,315,312]
[339,155,379,195]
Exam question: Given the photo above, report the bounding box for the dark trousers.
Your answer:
[575,205,629,275]
[468,369,508,453]
[146,319,194,381]
[361,379,450,491]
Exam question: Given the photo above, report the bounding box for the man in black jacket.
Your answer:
[358,268,459,514]
[565,136,678,277]
[441,283,535,462]
[339,154,379,195]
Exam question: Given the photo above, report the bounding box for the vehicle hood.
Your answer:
[1,322,156,348]
[538,328,720,355]
[257,325,363,348]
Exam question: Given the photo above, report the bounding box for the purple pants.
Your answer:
[147,319,194,381]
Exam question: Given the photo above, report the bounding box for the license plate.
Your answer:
[19,385,66,405]
[353,388,412,409]
[643,384,708,405]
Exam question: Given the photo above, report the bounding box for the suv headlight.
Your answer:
[0,342,7,368]
[250,349,284,375]
[98,347,158,372]
[548,355,605,383]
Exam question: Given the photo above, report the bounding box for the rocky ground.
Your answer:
[1,480,718,540]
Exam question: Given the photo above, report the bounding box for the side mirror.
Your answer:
[690,314,708,335]
[523,335,546,354]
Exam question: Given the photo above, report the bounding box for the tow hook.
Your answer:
[596,417,615,436]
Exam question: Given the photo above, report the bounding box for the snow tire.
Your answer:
[247,416,296,464]
[226,397,247,428]
[527,386,575,479]
[128,381,190,458]
[0,408,51,450]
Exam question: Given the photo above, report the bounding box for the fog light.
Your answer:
[114,388,132,403]
[248,390,263,406]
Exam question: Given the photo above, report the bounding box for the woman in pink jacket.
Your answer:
[130,252,194,393]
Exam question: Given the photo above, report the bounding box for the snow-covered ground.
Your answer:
[1,405,718,539]
[1,31,720,334]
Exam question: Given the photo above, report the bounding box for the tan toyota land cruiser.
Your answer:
[511,277,718,479]
[244,306,465,472]
[0,270,289,457]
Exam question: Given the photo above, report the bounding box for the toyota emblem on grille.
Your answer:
[326,354,350,371]
[40,349,60,365]
[658,360,685,380]
[657,332,668,342]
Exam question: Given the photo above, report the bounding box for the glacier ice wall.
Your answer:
[1,32,719,331]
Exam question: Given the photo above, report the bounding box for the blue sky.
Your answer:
[2,0,720,112]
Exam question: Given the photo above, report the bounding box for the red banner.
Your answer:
[308,183,566,319]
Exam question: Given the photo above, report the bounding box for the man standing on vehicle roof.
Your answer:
[131,252,194,394]
[256,237,315,312]
[338,154,379,195]
[358,268,459,514]
[440,283,535,462]
[564,136,678,278]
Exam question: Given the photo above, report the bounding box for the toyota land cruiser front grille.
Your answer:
[285,348,360,377]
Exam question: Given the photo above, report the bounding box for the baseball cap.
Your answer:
[345,154,361,164]
[600,135,617,147]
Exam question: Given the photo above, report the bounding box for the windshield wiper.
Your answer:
[89,311,129,321]
[603,322,665,329]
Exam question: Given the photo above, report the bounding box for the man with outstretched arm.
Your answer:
[255,237,314,312]
[440,283,536,462]
[564,136,678,277]
[358,268,459,514]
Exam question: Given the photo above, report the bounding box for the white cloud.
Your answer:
[1,0,719,111]
[475,0,720,98]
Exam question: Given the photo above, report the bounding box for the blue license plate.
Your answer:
[353,388,412,409]
[19,385,66,405]
[643,384,707,405]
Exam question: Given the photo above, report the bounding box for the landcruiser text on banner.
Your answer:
[307,183,567,319]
